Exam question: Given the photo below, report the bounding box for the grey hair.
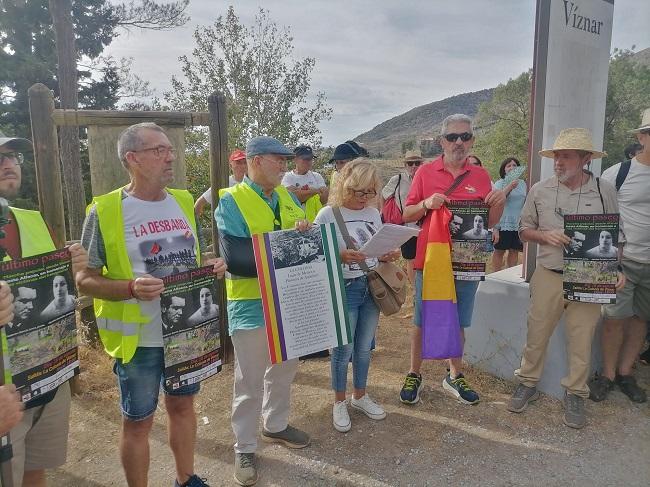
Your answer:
[117,122,166,168]
[440,114,474,136]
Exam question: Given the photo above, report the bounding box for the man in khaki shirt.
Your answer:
[507,128,624,429]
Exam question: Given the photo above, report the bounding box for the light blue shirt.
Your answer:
[215,176,301,335]
[494,178,527,231]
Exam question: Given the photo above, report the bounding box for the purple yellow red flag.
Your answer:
[421,207,462,359]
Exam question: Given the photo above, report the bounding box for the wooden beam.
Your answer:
[28,84,67,248]
[52,109,210,127]
[207,91,233,364]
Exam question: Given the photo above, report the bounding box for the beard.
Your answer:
[446,147,469,163]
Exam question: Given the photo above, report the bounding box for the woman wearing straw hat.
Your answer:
[507,127,625,429]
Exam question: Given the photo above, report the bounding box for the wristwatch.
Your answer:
[421,200,428,211]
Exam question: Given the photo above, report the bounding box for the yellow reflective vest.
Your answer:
[219,183,305,301]
[304,194,323,222]
[2,208,56,383]
[91,187,199,364]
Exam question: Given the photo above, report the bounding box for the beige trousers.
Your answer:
[515,266,601,398]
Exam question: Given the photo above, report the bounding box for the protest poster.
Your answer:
[0,248,79,402]
[447,201,493,281]
[563,214,619,303]
[161,265,221,390]
[252,224,351,364]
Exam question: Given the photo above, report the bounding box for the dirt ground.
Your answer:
[50,308,649,487]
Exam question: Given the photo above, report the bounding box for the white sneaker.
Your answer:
[350,394,387,420]
[333,400,351,432]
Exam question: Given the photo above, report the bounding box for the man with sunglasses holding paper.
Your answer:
[398,114,505,406]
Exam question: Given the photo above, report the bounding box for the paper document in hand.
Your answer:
[359,223,420,257]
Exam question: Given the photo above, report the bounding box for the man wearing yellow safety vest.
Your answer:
[0,131,88,487]
[281,145,328,222]
[77,123,226,487]
[216,136,311,486]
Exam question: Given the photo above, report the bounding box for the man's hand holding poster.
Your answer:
[447,201,493,281]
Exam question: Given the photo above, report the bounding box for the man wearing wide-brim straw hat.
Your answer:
[589,108,650,405]
[507,127,625,429]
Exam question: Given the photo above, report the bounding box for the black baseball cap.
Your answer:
[294,145,315,158]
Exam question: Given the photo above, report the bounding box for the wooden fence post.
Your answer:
[207,91,233,364]
[28,83,66,247]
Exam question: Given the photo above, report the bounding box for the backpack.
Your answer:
[615,159,631,191]
[381,174,404,225]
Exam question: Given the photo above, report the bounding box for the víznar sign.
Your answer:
[564,0,604,35]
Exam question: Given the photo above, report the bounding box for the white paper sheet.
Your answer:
[359,224,420,257]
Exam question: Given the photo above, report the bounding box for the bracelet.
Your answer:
[127,279,136,299]
[421,200,428,212]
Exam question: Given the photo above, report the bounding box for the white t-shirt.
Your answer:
[313,205,382,279]
[601,157,650,263]
[200,175,238,203]
[281,171,326,191]
[122,193,198,346]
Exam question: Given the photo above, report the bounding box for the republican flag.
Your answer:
[421,207,462,359]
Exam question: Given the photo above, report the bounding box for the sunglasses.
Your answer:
[406,160,422,167]
[443,132,473,143]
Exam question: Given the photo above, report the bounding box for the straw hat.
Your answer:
[629,108,650,134]
[538,128,606,159]
[403,149,423,162]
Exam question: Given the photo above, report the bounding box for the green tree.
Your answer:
[165,6,332,150]
[472,70,531,180]
[602,48,650,169]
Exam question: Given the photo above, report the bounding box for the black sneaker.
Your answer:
[174,474,210,487]
[615,374,647,403]
[442,373,480,405]
[588,374,614,402]
[639,347,650,366]
[399,372,423,404]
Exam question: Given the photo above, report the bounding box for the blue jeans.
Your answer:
[331,276,380,392]
[114,347,200,421]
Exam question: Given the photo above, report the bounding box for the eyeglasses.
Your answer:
[443,132,473,143]
[0,152,24,166]
[351,189,377,198]
[132,146,177,158]
[406,160,422,167]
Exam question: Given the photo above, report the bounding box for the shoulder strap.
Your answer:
[615,159,632,191]
[595,177,606,213]
[332,207,371,273]
[396,173,402,209]
[444,171,470,196]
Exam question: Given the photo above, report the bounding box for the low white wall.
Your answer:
[465,265,602,399]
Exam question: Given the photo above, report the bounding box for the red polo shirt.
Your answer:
[405,155,493,269]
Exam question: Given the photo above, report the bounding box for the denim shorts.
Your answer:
[113,347,200,421]
[413,270,480,328]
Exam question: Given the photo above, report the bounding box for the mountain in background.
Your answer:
[355,47,649,158]
[355,89,494,157]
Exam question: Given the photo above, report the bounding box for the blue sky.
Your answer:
[106,0,650,146]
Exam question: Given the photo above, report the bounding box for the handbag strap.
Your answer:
[332,207,372,273]
[396,173,402,210]
[444,170,470,196]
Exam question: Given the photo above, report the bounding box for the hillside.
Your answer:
[355,88,494,157]
[354,47,649,159]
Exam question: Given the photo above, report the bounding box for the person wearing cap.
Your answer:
[398,114,505,408]
[78,122,226,487]
[329,140,368,188]
[507,127,624,429]
[281,145,329,221]
[589,108,650,404]
[0,131,88,486]
[216,136,310,486]
[194,148,248,216]
[381,150,424,285]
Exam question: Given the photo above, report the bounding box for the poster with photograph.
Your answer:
[447,201,493,281]
[563,214,619,303]
[253,224,351,364]
[0,248,79,402]
[161,266,221,390]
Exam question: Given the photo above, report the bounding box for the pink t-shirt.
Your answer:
[405,155,492,269]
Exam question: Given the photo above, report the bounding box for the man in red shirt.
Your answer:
[399,114,505,406]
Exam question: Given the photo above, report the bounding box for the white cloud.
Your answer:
[105,0,650,146]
